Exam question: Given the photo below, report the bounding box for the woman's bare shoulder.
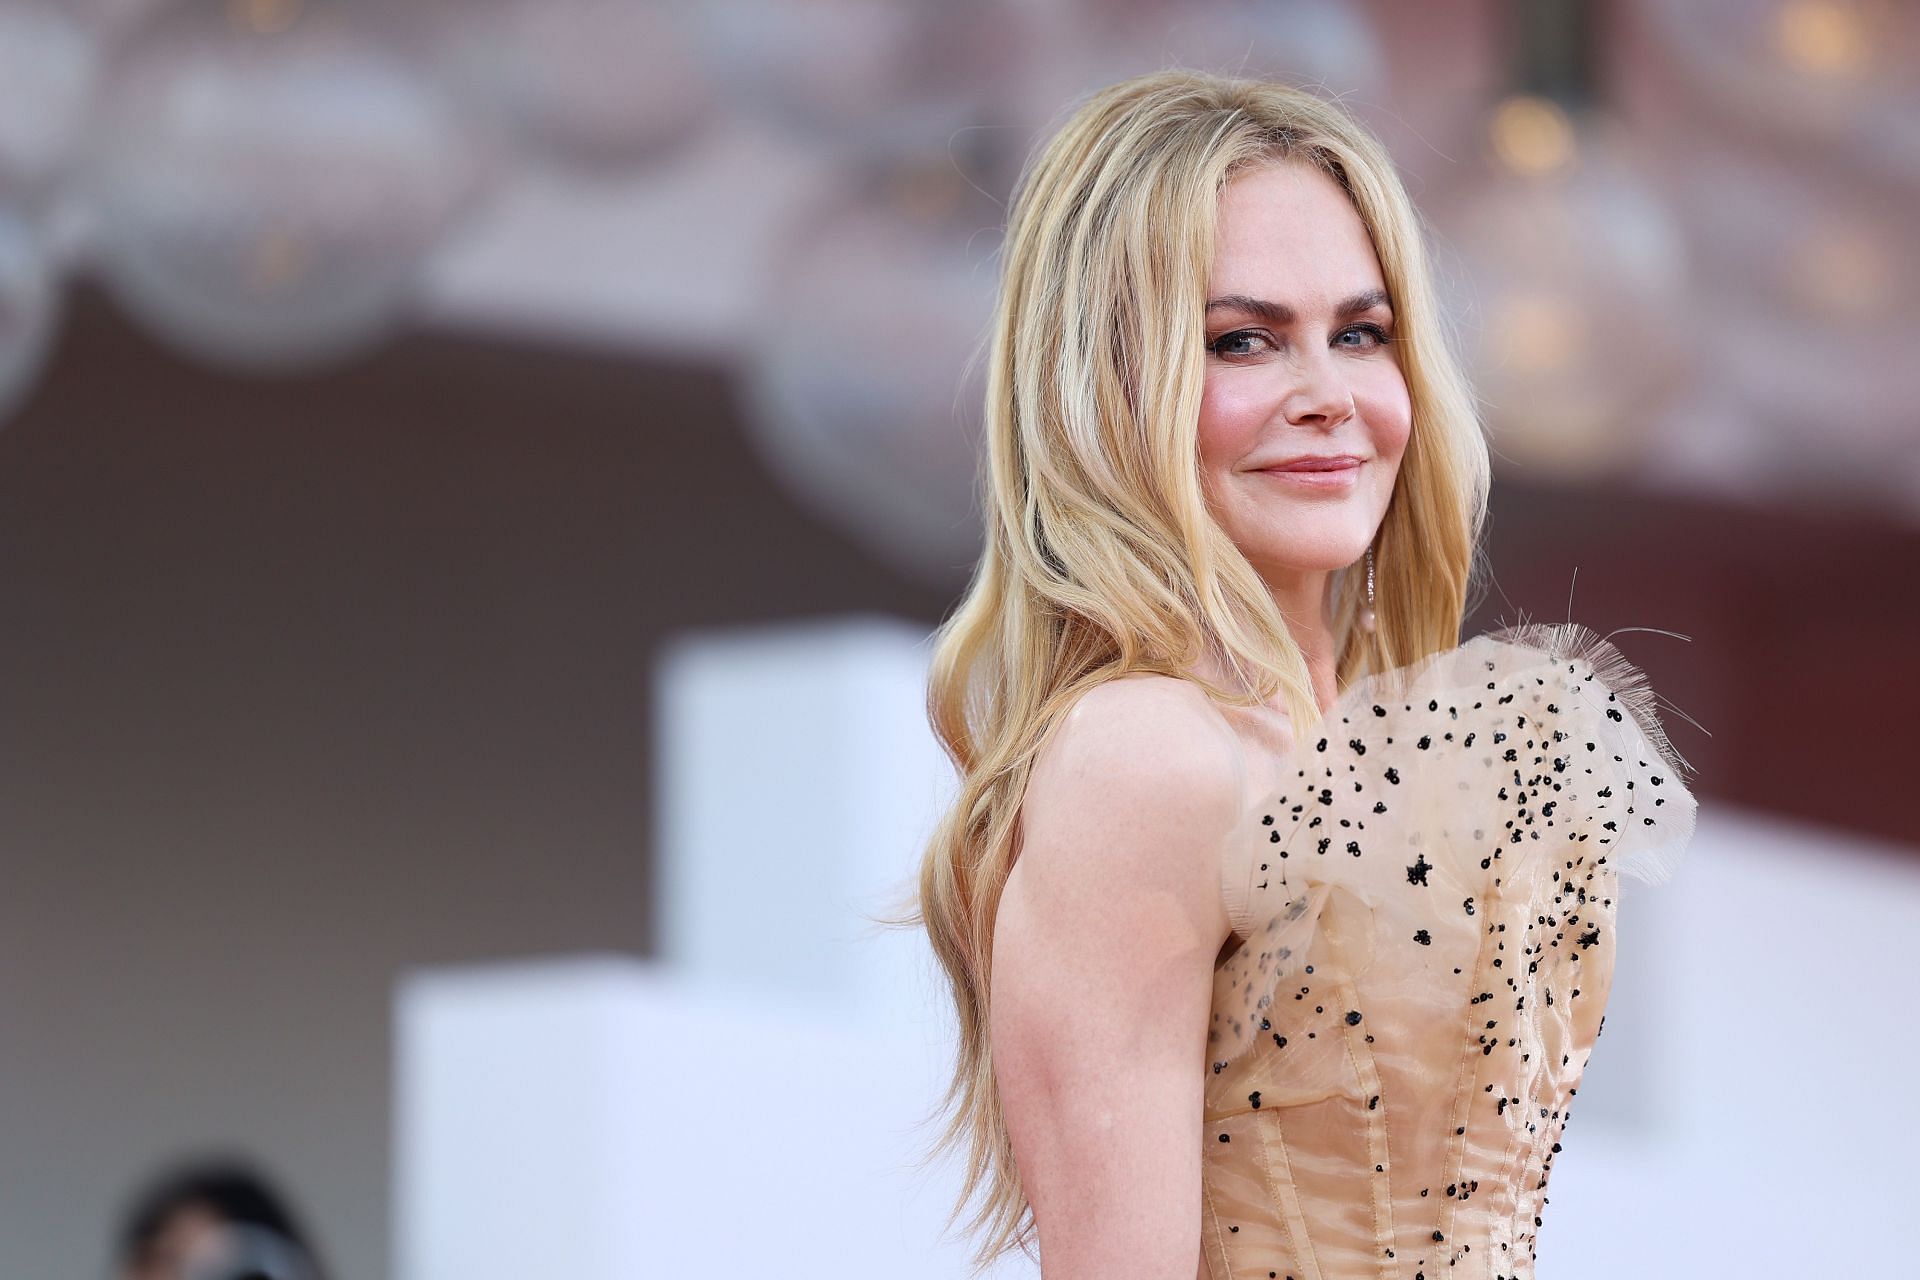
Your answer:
[1019,673,1248,880]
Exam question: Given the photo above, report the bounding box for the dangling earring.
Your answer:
[1359,544,1378,634]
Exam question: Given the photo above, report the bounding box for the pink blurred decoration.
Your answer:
[0,208,60,426]
[1428,104,1693,482]
[1612,0,1920,510]
[1633,0,1920,191]
[1090,0,1384,91]
[1674,143,1918,473]
[741,159,1002,583]
[1006,0,1387,147]
[70,0,172,39]
[426,0,714,179]
[78,0,484,371]
[0,3,101,208]
[691,0,1026,155]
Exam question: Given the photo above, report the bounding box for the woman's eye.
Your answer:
[1210,324,1392,360]
[1208,329,1271,358]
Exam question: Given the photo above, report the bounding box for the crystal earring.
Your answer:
[1359,544,1377,634]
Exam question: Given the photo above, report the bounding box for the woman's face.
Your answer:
[1197,159,1411,598]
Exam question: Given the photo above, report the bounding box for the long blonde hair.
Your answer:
[887,68,1491,1273]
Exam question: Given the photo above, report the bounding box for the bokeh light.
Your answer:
[78,0,482,371]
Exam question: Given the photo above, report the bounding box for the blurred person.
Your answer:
[116,1156,327,1280]
[898,70,1699,1279]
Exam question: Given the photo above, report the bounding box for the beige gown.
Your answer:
[1200,621,1699,1280]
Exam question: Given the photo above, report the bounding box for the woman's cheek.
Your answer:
[1359,374,1414,452]
[1198,378,1269,456]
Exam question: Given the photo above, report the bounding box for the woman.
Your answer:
[905,69,1698,1279]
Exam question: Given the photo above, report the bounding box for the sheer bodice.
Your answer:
[1199,621,1698,1280]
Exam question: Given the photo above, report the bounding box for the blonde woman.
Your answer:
[901,69,1698,1279]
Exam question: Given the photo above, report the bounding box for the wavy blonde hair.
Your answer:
[885,68,1492,1273]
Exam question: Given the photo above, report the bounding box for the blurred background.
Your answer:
[0,0,1914,1277]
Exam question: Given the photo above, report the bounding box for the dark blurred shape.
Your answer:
[116,1156,327,1280]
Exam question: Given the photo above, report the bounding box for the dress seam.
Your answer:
[1336,978,1397,1279]
[1257,1112,1324,1280]
[1489,996,1537,1263]
[1227,814,1259,939]
[1436,882,1502,1265]
[1199,1160,1233,1280]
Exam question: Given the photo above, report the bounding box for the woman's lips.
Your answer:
[1255,459,1362,489]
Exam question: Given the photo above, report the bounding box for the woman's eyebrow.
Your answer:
[1205,289,1392,324]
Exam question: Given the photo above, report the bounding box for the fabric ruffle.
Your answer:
[1207,878,1378,1073]
[1206,620,1701,1072]
[1479,620,1699,887]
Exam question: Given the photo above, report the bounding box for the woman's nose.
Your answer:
[1282,353,1357,428]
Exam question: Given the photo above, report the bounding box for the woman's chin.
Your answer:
[1235,524,1378,573]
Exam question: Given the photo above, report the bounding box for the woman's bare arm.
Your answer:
[991,675,1242,1279]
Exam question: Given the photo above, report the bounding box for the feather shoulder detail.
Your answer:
[1203,619,1702,1073]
